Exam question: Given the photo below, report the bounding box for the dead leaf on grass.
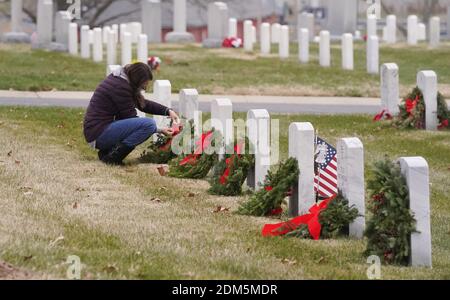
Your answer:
[23,255,33,262]
[150,197,162,203]
[72,202,79,209]
[49,235,64,247]
[281,258,297,266]
[157,165,167,176]
[212,206,230,213]
[15,159,21,165]
[23,191,33,197]
[103,265,118,273]
[7,150,12,157]
[316,257,326,264]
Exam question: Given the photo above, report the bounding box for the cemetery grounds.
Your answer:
[0,42,449,279]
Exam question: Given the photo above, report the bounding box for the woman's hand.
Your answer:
[160,127,175,137]
[169,109,181,125]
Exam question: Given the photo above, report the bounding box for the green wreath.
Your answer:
[395,87,449,130]
[237,157,299,217]
[285,193,359,239]
[168,129,221,179]
[208,138,255,196]
[364,158,417,265]
[140,120,195,164]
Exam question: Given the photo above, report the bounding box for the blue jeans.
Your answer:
[96,118,157,151]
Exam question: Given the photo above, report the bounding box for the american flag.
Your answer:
[314,137,338,198]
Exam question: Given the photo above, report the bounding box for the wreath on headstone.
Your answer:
[364,158,417,265]
[140,120,194,164]
[208,138,255,196]
[168,129,221,179]
[237,157,299,217]
[376,86,449,130]
[280,193,360,240]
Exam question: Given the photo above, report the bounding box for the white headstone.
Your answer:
[385,15,397,44]
[11,0,23,32]
[228,18,237,37]
[448,6,450,40]
[243,20,253,52]
[121,32,132,66]
[288,122,315,216]
[142,0,162,43]
[298,12,314,40]
[211,98,233,156]
[367,35,379,74]
[381,63,400,115]
[129,22,142,44]
[252,25,257,44]
[120,23,128,43]
[4,0,30,43]
[367,14,377,38]
[153,80,172,131]
[80,25,90,59]
[68,23,78,55]
[204,2,228,48]
[247,109,270,190]
[111,24,119,44]
[165,0,195,43]
[102,26,110,44]
[298,28,309,63]
[137,34,148,63]
[260,23,271,55]
[319,30,330,67]
[327,0,357,36]
[88,30,94,45]
[417,71,438,131]
[271,23,281,43]
[36,0,53,47]
[55,11,71,47]
[417,23,426,41]
[341,33,354,70]
[279,25,289,59]
[107,29,117,65]
[337,138,365,239]
[429,17,440,48]
[399,157,432,268]
[93,28,103,62]
[407,15,418,45]
[179,89,200,136]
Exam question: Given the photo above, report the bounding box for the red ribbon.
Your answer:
[179,131,214,166]
[405,95,419,115]
[261,196,335,240]
[159,124,182,151]
[373,109,393,122]
[219,142,244,185]
[438,119,449,130]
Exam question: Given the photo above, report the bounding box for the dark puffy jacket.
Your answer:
[83,74,170,143]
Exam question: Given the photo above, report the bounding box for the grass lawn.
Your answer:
[0,106,449,279]
[1,42,450,97]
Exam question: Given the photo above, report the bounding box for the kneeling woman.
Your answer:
[83,62,180,165]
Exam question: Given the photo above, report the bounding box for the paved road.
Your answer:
[0,91,449,115]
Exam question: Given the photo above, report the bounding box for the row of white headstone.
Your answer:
[67,22,150,73]
[108,65,432,267]
[241,22,379,74]
[287,121,431,268]
[381,64,440,131]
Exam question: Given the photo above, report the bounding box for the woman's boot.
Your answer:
[100,143,135,165]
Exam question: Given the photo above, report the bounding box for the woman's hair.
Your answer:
[123,62,153,110]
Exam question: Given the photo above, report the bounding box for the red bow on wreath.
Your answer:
[219,142,244,185]
[405,94,420,115]
[261,196,335,240]
[159,124,182,151]
[179,131,214,166]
